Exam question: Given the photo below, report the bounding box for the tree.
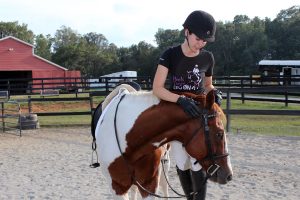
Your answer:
[265,6,300,59]
[34,34,52,60]
[154,28,183,51]
[52,26,85,71]
[114,42,156,76]
[208,22,235,75]
[0,21,34,43]
[82,32,119,77]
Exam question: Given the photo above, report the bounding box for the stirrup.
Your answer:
[90,140,100,168]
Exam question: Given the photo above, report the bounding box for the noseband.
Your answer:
[183,109,229,177]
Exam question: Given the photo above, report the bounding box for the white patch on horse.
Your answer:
[152,138,168,148]
[224,132,233,175]
[96,89,160,179]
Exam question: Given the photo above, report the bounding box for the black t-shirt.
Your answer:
[158,45,214,93]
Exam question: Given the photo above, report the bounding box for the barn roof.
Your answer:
[258,60,300,67]
[0,36,67,71]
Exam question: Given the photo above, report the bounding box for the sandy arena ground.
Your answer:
[0,127,299,200]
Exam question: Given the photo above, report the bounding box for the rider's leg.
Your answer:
[176,166,193,200]
[190,169,207,200]
[171,141,193,200]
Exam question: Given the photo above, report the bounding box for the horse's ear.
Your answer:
[206,90,215,109]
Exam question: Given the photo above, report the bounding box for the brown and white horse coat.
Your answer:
[96,86,232,199]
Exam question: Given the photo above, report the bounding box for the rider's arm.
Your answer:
[204,76,214,94]
[205,76,223,106]
[152,65,180,103]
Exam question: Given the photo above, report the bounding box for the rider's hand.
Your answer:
[176,96,201,118]
[213,89,223,106]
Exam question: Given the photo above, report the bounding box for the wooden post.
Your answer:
[7,80,10,98]
[226,90,231,133]
[105,78,109,95]
[241,78,245,104]
[89,93,94,115]
[41,79,44,91]
[28,96,32,113]
[1,102,5,132]
[285,84,288,107]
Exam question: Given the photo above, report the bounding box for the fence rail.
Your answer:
[1,76,299,132]
[1,75,300,94]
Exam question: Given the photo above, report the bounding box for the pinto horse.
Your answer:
[95,85,233,199]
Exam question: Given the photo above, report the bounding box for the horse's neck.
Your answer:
[127,118,196,163]
[126,101,193,161]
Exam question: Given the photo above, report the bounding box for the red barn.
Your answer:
[0,36,81,93]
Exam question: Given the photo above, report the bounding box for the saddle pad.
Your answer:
[102,84,137,110]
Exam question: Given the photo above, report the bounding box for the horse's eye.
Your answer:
[216,132,223,139]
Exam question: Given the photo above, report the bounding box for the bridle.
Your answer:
[113,94,229,198]
[182,109,229,179]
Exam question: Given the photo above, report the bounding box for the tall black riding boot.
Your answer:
[176,166,193,200]
[190,169,207,200]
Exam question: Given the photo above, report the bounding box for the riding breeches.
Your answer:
[170,141,202,171]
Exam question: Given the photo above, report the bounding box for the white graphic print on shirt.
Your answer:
[172,64,203,91]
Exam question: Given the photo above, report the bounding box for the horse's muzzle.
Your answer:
[209,168,233,184]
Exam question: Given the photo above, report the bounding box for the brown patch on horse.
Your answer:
[107,90,229,196]
[108,157,133,195]
[134,148,162,198]
[107,99,191,196]
[122,92,212,163]
[125,102,189,159]
[108,146,162,196]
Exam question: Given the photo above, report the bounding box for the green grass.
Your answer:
[230,115,300,136]
[223,99,300,110]
[221,100,300,136]
[38,115,91,127]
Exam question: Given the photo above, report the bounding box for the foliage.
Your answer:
[0,6,299,77]
[34,34,53,60]
[0,21,34,43]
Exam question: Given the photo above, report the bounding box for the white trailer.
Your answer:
[100,71,138,87]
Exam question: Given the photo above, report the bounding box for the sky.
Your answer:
[0,0,299,47]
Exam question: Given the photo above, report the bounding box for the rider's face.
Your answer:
[187,32,207,51]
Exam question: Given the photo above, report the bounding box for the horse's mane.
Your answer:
[213,103,226,123]
[178,91,226,123]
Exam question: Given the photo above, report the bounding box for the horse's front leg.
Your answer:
[135,154,161,200]
[159,151,170,197]
[110,192,129,200]
[158,144,170,197]
[129,185,139,200]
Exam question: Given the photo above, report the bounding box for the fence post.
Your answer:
[41,79,44,91]
[89,93,94,115]
[226,90,231,133]
[7,80,11,98]
[28,96,32,113]
[105,78,109,95]
[1,102,5,132]
[241,78,245,104]
[285,84,288,107]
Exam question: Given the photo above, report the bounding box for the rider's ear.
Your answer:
[206,90,215,109]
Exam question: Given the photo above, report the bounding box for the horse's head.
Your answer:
[183,90,233,184]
